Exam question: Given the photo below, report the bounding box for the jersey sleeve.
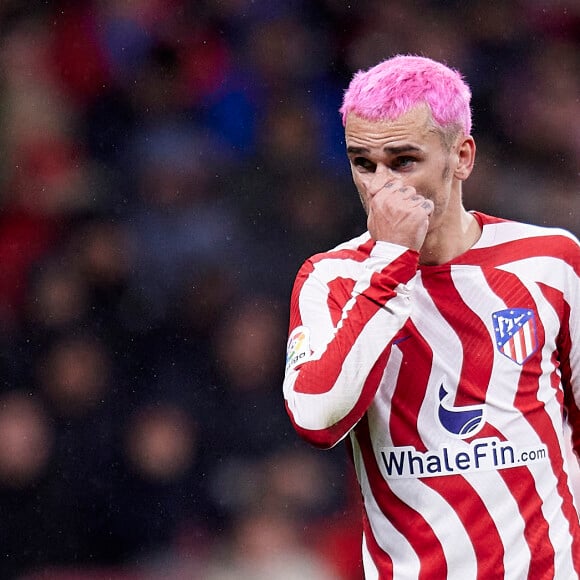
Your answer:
[283,241,419,448]
[562,233,580,459]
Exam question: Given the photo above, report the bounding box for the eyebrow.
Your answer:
[346,144,423,155]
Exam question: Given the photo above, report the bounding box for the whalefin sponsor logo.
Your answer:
[286,326,311,371]
[437,385,486,439]
[492,308,539,365]
[379,437,548,479]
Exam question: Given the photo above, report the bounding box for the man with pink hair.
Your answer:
[283,55,580,578]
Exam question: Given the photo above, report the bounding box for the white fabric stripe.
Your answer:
[284,287,411,431]
[299,258,371,352]
[299,253,410,353]
[361,534,379,580]
[388,478,478,579]
[497,255,576,310]
[564,421,580,512]
[367,345,402,447]
[332,230,371,252]
[450,266,533,576]
[513,327,524,363]
[351,434,421,580]
[452,265,578,578]
[411,273,467,448]
[285,252,413,432]
[509,276,578,579]
[393,273,479,577]
[460,471,531,578]
[473,222,575,249]
[500,254,580,413]
[503,340,512,360]
[523,321,533,358]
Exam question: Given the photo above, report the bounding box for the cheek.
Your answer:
[351,168,376,191]
[420,182,451,218]
[358,190,369,213]
[351,176,369,212]
[350,172,364,193]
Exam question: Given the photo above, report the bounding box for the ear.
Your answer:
[453,136,476,181]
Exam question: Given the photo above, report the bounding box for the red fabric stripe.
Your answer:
[454,233,580,275]
[469,421,557,573]
[389,320,432,452]
[472,211,506,226]
[287,258,314,334]
[423,476,505,579]
[292,289,387,395]
[483,267,580,577]
[496,466,555,571]
[421,268,494,406]
[539,282,579,453]
[327,277,356,327]
[306,238,375,267]
[361,510,394,579]
[292,252,418,396]
[355,417,448,578]
[392,315,505,577]
[537,284,580,573]
[285,345,392,449]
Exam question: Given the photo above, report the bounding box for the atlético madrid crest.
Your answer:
[492,308,539,365]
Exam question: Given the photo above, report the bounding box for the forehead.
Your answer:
[344,105,437,150]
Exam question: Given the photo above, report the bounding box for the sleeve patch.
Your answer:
[286,326,311,372]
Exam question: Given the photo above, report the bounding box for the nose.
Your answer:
[368,165,397,196]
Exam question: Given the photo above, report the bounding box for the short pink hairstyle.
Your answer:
[339,55,472,136]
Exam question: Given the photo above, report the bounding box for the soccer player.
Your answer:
[283,55,580,578]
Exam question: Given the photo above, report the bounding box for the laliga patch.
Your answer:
[492,308,539,365]
[286,326,311,371]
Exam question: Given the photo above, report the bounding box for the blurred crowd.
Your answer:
[0,0,578,578]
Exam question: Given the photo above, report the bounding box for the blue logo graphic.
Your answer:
[437,385,486,439]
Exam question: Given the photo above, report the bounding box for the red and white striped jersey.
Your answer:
[283,212,580,579]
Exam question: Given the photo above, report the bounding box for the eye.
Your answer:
[352,157,376,172]
[392,156,416,170]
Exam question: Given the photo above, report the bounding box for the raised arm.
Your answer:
[283,242,419,448]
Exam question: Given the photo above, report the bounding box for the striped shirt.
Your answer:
[283,212,580,579]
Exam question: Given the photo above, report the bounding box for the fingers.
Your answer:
[370,179,397,197]
[366,179,434,249]
[409,193,434,215]
[421,198,435,216]
[382,180,433,214]
[382,180,417,199]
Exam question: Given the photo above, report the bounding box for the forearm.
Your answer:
[283,243,419,448]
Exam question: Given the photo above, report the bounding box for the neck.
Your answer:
[419,207,481,266]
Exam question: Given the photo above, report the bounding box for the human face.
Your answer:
[345,106,459,223]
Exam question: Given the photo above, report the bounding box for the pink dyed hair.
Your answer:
[339,55,472,135]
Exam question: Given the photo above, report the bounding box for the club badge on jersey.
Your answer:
[492,308,539,365]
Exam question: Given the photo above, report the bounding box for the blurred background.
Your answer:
[0,0,578,578]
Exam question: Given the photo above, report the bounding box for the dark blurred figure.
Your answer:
[0,391,54,579]
[203,296,298,524]
[0,333,121,578]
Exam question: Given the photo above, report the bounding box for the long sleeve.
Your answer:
[560,233,580,458]
[283,240,419,448]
